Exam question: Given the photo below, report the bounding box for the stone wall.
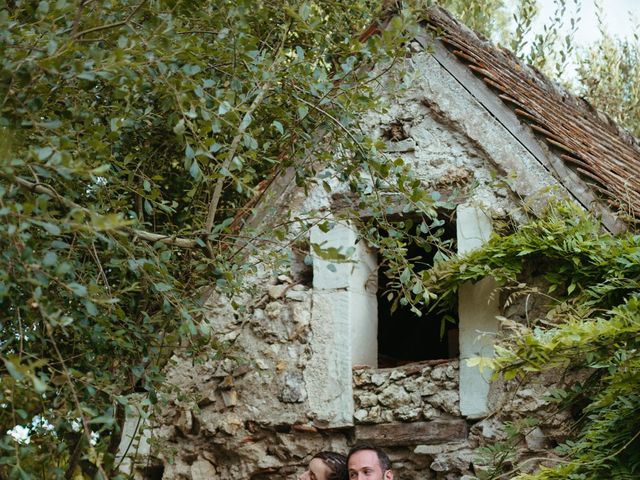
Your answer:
[353,361,460,424]
[348,361,573,480]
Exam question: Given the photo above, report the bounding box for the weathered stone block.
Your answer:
[379,384,411,409]
[370,372,388,386]
[469,417,507,442]
[191,459,217,480]
[390,369,407,381]
[430,448,475,473]
[414,441,469,455]
[525,426,550,450]
[354,409,369,422]
[357,392,379,408]
[355,420,468,446]
[422,404,439,420]
[285,289,308,302]
[385,138,416,153]
[278,371,307,403]
[268,284,288,299]
[427,390,460,416]
[395,405,421,422]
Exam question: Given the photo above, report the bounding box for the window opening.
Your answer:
[377,215,459,368]
[291,240,313,287]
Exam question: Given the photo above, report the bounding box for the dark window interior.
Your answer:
[377,218,459,368]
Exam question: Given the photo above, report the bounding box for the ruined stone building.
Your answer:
[117,7,640,480]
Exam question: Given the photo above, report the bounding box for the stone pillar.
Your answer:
[456,205,500,418]
[306,222,377,427]
[115,400,151,475]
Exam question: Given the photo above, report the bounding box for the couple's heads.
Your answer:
[299,445,392,480]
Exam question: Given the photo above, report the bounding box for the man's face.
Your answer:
[348,450,393,480]
[298,458,332,480]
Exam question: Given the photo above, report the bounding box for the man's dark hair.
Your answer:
[347,443,392,472]
[312,451,347,480]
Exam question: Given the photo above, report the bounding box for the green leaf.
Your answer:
[77,71,96,81]
[173,119,185,135]
[32,220,61,235]
[68,283,87,297]
[43,251,57,267]
[83,300,98,316]
[218,101,232,115]
[153,283,172,292]
[189,160,201,179]
[272,120,284,134]
[36,146,53,160]
[240,113,252,130]
[30,375,47,394]
[3,358,24,381]
[298,1,311,20]
[399,268,411,284]
[37,117,60,129]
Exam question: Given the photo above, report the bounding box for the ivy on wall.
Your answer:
[425,202,640,479]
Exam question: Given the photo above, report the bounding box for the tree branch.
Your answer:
[203,25,290,234]
[73,0,147,39]
[3,173,199,249]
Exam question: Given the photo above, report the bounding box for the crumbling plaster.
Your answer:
[121,40,587,480]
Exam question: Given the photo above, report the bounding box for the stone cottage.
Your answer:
[117,6,640,480]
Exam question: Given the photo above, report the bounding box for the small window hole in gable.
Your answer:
[377,213,459,368]
[382,121,410,142]
[290,240,313,287]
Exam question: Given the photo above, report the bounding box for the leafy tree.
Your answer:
[575,10,640,138]
[0,0,421,476]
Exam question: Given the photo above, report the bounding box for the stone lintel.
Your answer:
[355,420,468,446]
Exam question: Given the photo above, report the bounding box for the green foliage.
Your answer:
[575,10,640,138]
[0,0,420,476]
[425,202,640,479]
[437,0,510,40]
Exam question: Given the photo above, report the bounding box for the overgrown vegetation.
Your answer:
[424,202,640,479]
[1,0,639,478]
[0,0,421,476]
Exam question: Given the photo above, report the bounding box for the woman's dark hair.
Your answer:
[312,451,347,480]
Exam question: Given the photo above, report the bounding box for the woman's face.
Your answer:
[298,458,332,480]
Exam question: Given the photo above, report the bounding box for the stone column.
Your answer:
[456,204,500,418]
[305,222,377,427]
[115,398,151,475]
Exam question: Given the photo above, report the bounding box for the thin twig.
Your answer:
[177,30,219,35]
[73,0,147,39]
[91,241,111,295]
